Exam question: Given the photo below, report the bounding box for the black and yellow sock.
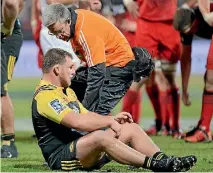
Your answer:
[153,151,168,160]
[142,156,153,169]
[1,133,15,145]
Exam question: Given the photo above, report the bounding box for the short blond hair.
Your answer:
[42,48,73,73]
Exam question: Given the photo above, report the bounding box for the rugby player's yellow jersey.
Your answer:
[32,80,87,164]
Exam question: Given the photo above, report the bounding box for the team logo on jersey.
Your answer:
[68,101,80,113]
[49,99,67,114]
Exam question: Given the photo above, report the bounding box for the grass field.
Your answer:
[1,75,213,172]
[1,131,213,172]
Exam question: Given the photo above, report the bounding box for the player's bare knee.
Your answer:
[121,123,140,139]
[4,0,17,10]
[128,123,145,133]
[120,123,134,136]
[91,130,105,141]
[122,122,137,130]
[91,130,113,148]
[98,131,115,148]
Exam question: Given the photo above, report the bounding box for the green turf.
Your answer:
[1,131,213,172]
[9,75,203,118]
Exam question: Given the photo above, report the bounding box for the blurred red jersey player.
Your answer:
[124,0,182,138]
[180,0,213,143]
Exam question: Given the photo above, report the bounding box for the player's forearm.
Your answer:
[2,0,20,34]
[75,112,114,131]
[62,111,114,132]
[181,45,192,94]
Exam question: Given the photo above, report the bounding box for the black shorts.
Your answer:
[48,130,110,171]
[47,130,84,171]
[1,25,23,96]
[2,27,23,81]
[54,140,83,171]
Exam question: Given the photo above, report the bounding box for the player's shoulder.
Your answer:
[33,81,57,100]
[34,87,55,103]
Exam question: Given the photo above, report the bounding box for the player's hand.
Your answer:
[110,120,122,138]
[114,112,133,124]
[182,91,191,106]
[124,0,139,18]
